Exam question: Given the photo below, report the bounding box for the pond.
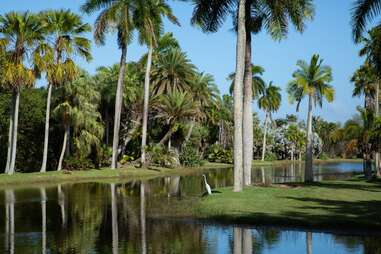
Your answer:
[1,161,379,254]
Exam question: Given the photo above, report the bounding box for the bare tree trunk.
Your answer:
[261,112,269,161]
[5,190,15,254]
[233,0,247,192]
[57,125,69,171]
[141,46,153,165]
[111,184,118,254]
[57,184,66,227]
[40,84,53,173]
[40,188,47,254]
[9,88,20,175]
[140,183,147,254]
[185,117,195,143]
[305,94,314,182]
[242,228,252,254]
[375,81,380,177]
[243,31,253,186]
[4,94,14,173]
[111,46,128,169]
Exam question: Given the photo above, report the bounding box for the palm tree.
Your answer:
[134,0,179,165]
[153,91,200,149]
[351,63,377,109]
[287,54,334,182]
[38,10,92,172]
[53,71,104,171]
[0,12,44,175]
[258,82,281,161]
[351,0,381,41]
[190,0,313,189]
[81,0,135,169]
[151,48,196,95]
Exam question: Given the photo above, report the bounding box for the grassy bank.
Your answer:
[0,162,231,189]
[193,177,381,231]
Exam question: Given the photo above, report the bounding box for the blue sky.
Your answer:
[0,0,366,123]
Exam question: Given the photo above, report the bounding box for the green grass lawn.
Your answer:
[195,177,381,230]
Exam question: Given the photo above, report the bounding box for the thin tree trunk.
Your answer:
[141,46,153,165]
[242,228,252,254]
[8,88,20,175]
[233,0,247,192]
[40,84,53,173]
[140,183,146,254]
[305,94,314,182]
[4,94,15,173]
[40,188,47,254]
[375,81,380,177]
[243,31,253,186]
[185,117,195,142]
[291,144,295,161]
[57,125,69,171]
[57,184,66,227]
[5,190,15,254]
[65,127,70,157]
[111,184,118,254]
[261,113,269,161]
[111,46,128,169]
[233,227,242,254]
[159,127,174,146]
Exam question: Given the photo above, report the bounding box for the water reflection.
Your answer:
[0,162,377,254]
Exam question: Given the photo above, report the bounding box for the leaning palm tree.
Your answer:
[38,10,92,172]
[153,91,201,149]
[190,0,314,188]
[351,0,381,41]
[134,0,179,165]
[258,82,281,161]
[287,54,335,182]
[81,0,135,169]
[0,12,44,175]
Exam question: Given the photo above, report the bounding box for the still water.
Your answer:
[1,162,379,254]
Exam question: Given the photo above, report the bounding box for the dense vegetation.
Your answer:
[0,0,380,189]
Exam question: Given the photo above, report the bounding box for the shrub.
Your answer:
[62,157,95,171]
[264,152,277,161]
[146,145,179,168]
[318,152,329,160]
[179,142,203,167]
[207,143,233,164]
[119,154,134,165]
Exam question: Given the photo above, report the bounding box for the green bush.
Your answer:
[318,152,330,160]
[207,143,233,164]
[179,142,203,167]
[119,154,134,165]
[264,152,277,161]
[146,145,179,168]
[63,157,95,171]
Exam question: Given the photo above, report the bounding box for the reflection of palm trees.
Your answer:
[140,182,147,254]
[242,229,252,254]
[306,232,312,254]
[5,189,15,254]
[168,176,181,198]
[233,227,253,254]
[57,184,66,227]
[233,227,242,254]
[40,187,47,254]
[110,183,118,254]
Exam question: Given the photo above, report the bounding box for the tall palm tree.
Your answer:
[38,10,92,172]
[0,12,44,175]
[258,82,281,161]
[287,54,335,182]
[153,91,200,149]
[190,0,313,188]
[351,0,381,41]
[134,0,179,165]
[351,63,377,109]
[82,0,135,169]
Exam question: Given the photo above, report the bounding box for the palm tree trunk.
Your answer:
[185,117,195,142]
[8,88,20,175]
[306,232,312,254]
[305,94,314,182]
[40,188,47,254]
[141,46,153,165]
[375,81,380,177]
[57,184,66,227]
[233,0,247,192]
[111,46,128,169]
[140,183,146,254]
[57,125,69,171]
[242,228,252,254]
[261,112,269,161]
[4,95,14,173]
[243,31,252,186]
[40,83,53,173]
[233,227,242,254]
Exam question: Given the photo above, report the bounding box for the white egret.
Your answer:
[202,174,221,197]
